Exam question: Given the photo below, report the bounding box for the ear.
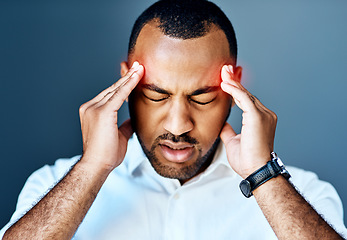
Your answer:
[234,66,243,83]
[120,61,129,77]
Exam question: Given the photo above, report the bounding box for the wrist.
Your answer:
[77,155,115,180]
[239,155,271,179]
[252,174,288,196]
[239,161,269,179]
[239,152,291,198]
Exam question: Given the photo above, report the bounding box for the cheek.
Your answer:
[131,92,231,150]
[193,98,231,147]
[131,97,166,145]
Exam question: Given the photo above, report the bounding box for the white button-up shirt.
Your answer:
[1,135,346,239]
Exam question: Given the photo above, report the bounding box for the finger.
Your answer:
[220,122,237,145]
[245,92,276,118]
[95,66,143,107]
[221,81,257,113]
[221,65,275,118]
[93,62,140,103]
[221,65,234,83]
[109,61,140,94]
[80,62,140,113]
[221,64,267,113]
[105,65,144,111]
[118,119,134,141]
[221,65,245,90]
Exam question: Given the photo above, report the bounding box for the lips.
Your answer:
[159,140,195,163]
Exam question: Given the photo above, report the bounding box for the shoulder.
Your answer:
[17,155,81,204]
[287,166,340,205]
[26,155,81,186]
[286,166,336,197]
[0,155,81,236]
[287,166,347,237]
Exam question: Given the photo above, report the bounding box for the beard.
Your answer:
[137,132,220,181]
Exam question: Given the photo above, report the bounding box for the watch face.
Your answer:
[275,157,291,179]
[276,158,285,167]
[240,180,252,198]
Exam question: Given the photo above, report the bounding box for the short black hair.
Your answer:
[128,0,238,64]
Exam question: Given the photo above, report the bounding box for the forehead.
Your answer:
[131,22,232,91]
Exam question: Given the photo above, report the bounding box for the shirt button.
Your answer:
[174,193,180,200]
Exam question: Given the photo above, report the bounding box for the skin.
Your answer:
[124,22,234,183]
[4,21,343,240]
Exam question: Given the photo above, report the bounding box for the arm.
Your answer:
[254,176,343,239]
[219,65,344,240]
[3,62,144,240]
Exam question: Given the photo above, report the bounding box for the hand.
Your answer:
[220,65,277,179]
[79,61,144,173]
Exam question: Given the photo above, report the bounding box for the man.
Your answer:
[1,0,346,239]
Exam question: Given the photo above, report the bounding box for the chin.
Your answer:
[137,133,221,181]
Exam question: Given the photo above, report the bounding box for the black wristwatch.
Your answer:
[239,152,291,198]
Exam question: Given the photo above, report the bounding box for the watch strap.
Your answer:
[246,161,280,192]
[239,152,291,198]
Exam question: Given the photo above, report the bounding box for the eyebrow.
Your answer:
[142,84,220,96]
[190,86,220,96]
[142,84,171,95]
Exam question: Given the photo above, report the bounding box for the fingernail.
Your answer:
[132,61,139,69]
[223,65,228,72]
[228,65,234,74]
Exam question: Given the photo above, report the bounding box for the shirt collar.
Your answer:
[126,134,235,178]
[204,139,233,174]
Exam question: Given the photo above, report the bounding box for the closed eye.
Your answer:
[142,84,171,102]
[190,96,216,105]
[189,86,219,106]
[143,92,169,102]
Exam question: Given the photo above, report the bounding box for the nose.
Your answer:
[163,98,194,136]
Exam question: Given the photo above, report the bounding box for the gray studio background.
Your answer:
[1,0,346,228]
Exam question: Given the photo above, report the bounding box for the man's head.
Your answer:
[128,0,238,65]
[121,0,242,183]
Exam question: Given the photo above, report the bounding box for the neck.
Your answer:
[179,138,220,185]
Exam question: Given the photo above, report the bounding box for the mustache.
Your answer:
[155,133,198,145]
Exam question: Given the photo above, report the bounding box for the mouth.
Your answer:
[158,140,195,163]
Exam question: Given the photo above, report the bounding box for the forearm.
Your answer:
[3,157,109,240]
[253,176,343,240]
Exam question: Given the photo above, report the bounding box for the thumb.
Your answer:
[119,119,134,141]
[220,122,237,145]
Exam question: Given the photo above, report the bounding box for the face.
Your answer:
[124,22,239,183]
